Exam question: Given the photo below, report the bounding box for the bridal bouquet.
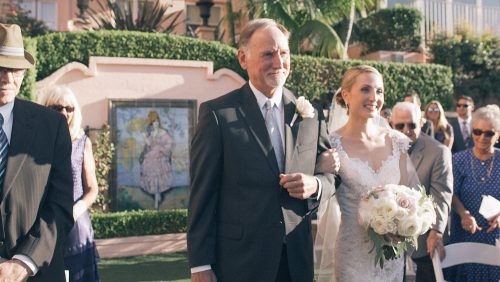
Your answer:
[358,184,436,268]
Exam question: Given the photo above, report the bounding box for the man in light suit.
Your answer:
[392,102,453,282]
[187,19,336,282]
[0,23,73,281]
[449,95,474,153]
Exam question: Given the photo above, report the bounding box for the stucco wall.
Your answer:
[36,56,246,128]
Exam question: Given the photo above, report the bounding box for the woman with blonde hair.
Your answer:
[316,65,419,281]
[39,86,100,282]
[424,100,454,149]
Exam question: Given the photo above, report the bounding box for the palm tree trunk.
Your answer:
[342,0,356,60]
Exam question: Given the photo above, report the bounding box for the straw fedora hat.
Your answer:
[0,23,36,69]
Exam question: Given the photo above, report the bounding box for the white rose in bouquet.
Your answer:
[397,215,422,237]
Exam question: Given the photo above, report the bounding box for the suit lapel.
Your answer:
[237,83,280,175]
[283,89,297,174]
[2,99,36,199]
[410,136,425,169]
[451,118,464,148]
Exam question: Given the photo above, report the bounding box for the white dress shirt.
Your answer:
[457,116,472,139]
[0,101,39,275]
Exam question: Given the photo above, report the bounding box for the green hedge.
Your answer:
[23,30,453,109]
[91,209,187,239]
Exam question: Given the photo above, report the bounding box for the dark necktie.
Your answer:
[0,114,9,191]
[264,100,284,172]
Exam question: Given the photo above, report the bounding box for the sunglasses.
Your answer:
[427,108,440,113]
[456,104,470,108]
[394,122,417,130]
[50,105,75,113]
[472,129,496,138]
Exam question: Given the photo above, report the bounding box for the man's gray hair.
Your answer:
[392,101,421,121]
[472,104,500,131]
[238,18,290,51]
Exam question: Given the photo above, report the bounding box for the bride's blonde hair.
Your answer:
[335,65,383,108]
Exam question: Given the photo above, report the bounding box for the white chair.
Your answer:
[432,240,500,282]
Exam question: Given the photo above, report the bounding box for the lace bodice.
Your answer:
[329,129,410,282]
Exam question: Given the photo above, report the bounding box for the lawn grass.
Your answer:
[98,252,190,282]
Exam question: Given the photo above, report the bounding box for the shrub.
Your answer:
[91,209,187,239]
[91,123,115,212]
[28,30,452,109]
[357,7,423,54]
[429,30,500,106]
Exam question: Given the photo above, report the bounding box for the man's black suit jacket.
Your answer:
[187,83,335,282]
[1,98,73,281]
[449,117,473,153]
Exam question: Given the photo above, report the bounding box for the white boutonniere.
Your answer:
[290,96,315,127]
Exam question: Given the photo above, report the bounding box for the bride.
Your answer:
[315,65,418,281]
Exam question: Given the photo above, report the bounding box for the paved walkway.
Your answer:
[96,233,187,258]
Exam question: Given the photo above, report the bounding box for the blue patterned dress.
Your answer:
[63,135,100,282]
[445,149,500,282]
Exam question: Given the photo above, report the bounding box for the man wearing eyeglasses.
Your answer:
[449,95,475,153]
[0,23,73,281]
[391,102,453,282]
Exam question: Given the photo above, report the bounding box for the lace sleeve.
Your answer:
[329,132,341,151]
[390,129,411,154]
[390,129,420,188]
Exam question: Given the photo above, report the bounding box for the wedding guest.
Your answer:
[0,23,73,281]
[449,95,475,153]
[445,105,499,282]
[424,100,454,149]
[187,18,336,282]
[403,91,433,136]
[391,102,453,282]
[40,86,100,282]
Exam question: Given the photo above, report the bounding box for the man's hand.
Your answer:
[279,173,318,199]
[191,269,217,282]
[316,148,340,174]
[427,230,445,260]
[0,260,30,282]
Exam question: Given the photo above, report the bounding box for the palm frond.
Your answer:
[292,19,345,57]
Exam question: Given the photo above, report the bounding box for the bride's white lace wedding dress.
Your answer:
[329,129,409,282]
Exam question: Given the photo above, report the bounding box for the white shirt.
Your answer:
[457,116,471,138]
[0,101,39,275]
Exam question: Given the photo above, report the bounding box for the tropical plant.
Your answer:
[3,3,51,36]
[82,0,182,32]
[237,0,380,58]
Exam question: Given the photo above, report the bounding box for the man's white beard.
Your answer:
[264,72,288,88]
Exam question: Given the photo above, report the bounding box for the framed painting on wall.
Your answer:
[109,99,196,211]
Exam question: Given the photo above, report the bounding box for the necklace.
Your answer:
[470,151,495,184]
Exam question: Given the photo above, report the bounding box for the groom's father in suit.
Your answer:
[392,102,453,282]
[0,23,73,281]
[188,19,335,282]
